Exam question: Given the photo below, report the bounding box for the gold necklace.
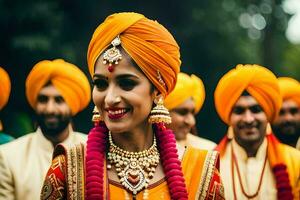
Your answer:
[107,132,160,196]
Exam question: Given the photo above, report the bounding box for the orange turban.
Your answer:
[164,72,205,113]
[278,77,300,106]
[25,59,91,115]
[0,67,11,110]
[214,64,281,125]
[87,12,181,96]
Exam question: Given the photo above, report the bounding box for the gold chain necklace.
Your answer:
[107,132,160,196]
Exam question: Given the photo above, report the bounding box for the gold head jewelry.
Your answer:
[148,95,172,124]
[107,132,159,197]
[92,106,102,124]
[103,35,122,72]
[156,70,166,87]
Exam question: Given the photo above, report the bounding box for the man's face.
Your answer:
[271,99,300,143]
[168,98,196,141]
[35,84,72,137]
[229,95,268,147]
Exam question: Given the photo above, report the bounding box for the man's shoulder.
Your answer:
[0,132,36,151]
[72,131,87,142]
[281,142,300,158]
[187,133,217,150]
[0,132,37,164]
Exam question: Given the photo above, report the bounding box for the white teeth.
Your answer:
[108,109,126,115]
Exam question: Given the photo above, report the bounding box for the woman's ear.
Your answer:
[151,89,159,101]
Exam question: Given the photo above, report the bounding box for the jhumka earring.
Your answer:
[92,106,103,125]
[102,35,122,72]
[148,95,171,124]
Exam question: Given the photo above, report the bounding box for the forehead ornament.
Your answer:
[103,35,122,72]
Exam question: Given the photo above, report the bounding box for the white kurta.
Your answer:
[0,128,87,200]
[177,133,216,150]
[220,138,277,200]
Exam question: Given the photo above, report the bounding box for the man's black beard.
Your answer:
[272,123,300,145]
[36,113,71,138]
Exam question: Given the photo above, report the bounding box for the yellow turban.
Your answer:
[214,64,281,125]
[278,77,300,106]
[87,12,181,96]
[25,59,91,116]
[164,72,205,113]
[0,67,11,110]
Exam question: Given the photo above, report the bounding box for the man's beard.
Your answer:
[272,122,300,144]
[36,113,72,137]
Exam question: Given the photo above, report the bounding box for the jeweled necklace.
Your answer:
[107,131,160,198]
[231,142,268,199]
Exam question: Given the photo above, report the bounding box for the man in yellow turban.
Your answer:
[271,77,300,150]
[0,59,91,200]
[165,72,216,149]
[0,67,14,145]
[214,64,300,200]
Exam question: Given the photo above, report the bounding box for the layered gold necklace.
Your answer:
[107,132,160,197]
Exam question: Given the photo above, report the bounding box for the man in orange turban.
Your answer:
[165,72,216,149]
[0,67,14,145]
[0,59,91,200]
[271,77,300,150]
[215,64,300,200]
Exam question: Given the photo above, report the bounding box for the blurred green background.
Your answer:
[1,0,300,142]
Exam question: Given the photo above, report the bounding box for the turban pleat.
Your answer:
[0,67,11,110]
[165,73,205,113]
[214,64,281,124]
[278,77,300,106]
[26,59,91,115]
[87,12,180,96]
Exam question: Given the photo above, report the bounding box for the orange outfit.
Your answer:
[41,145,224,199]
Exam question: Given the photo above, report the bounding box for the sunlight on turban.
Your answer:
[165,72,205,113]
[87,12,181,96]
[25,59,91,115]
[278,77,300,106]
[214,64,281,125]
[0,67,11,110]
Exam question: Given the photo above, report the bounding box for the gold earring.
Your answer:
[148,95,171,124]
[92,106,103,124]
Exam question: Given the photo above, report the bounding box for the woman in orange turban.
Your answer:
[41,12,224,200]
[0,67,14,144]
[165,72,216,150]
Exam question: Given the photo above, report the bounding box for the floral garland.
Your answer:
[85,122,188,199]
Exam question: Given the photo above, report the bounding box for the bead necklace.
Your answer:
[107,131,160,198]
[231,142,268,199]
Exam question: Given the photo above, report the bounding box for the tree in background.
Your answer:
[0,0,298,142]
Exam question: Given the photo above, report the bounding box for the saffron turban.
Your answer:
[25,59,91,115]
[87,12,181,96]
[214,64,281,125]
[278,77,300,106]
[0,67,11,110]
[164,72,205,113]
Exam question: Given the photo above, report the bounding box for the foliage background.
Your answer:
[1,0,299,142]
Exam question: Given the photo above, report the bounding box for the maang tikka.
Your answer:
[103,35,122,72]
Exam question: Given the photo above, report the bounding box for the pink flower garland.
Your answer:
[85,122,108,200]
[85,122,188,200]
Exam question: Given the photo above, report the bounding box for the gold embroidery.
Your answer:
[66,143,85,199]
[196,151,218,200]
